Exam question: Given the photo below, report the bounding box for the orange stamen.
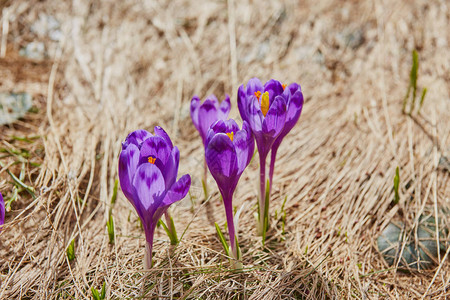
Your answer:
[254,91,262,101]
[148,157,156,164]
[226,132,234,141]
[282,84,287,90]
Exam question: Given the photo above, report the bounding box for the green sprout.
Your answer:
[91,282,106,300]
[66,239,75,261]
[402,49,427,115]
[110,179,118,205]
[215,222,230,257]
[393,167,400,204]
[418,87,427,114]
[107,213,115,245]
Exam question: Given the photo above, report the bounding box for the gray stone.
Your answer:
[0,92,33,125]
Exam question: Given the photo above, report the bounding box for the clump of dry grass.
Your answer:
[0,0,449,298]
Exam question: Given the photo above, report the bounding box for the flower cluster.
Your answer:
[118,77,302,269]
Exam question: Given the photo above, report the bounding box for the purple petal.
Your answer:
[122,129,152,150]
[273,91,304,149]
[0,192,4,230]
[206,134,239,193]
[190,96,201,131]
[245,77,264,97]
[162,146,180,189]
[285,91,304,129]
[262,95,287,137]
[264,79,284,101]
[198,99,220,142]
[205,119,240,147]
[246,95,264,133]
[154,126,173,149]
[152,174,191,226]
[163,174,191,207]
[132,163,166,212]
[139,136,172,169]
[205,94,219,107]
[212,119,240,134]
[233,121,255,174]
[287,82,301,94]
[118,143,140,203]
[237,85,249,122]
[218,94,231,119]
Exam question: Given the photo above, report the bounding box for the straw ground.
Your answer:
[0,0,449,298]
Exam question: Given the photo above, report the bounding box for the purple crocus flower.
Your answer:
[205,119,254,261]
[190,94,231,145]
[269,83,304,190]
[118,127,191,268]
[191,94,231,196]
[237,78,287,235]
[0,192,4,232]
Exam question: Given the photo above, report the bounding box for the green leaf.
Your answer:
[5,167,36,199]
[158,218,178,245]
[393,167,400,204]
[215,222,230,256]
[111,179,118,205]
[100,282,106,299]
[280,195,287,213]
[91,287,101,300]
[409,49,419,113]
[201,179,208,200]
[107,213,115,245]
[249,148,258,164]
[66,239,75,261]
[418,87,427,114]
[403,49,420,114]
[167,214,178,245]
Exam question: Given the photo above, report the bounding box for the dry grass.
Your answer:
[0,0,449,298]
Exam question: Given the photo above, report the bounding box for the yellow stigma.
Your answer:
[254,91,262,100]
[148,156,156,164]
[282,84,287,90]
[226,132,234,141]
[260,91,270,117]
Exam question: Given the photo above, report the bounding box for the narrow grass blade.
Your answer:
[107,213,115,245]
[100,282,106,299]
[409,49,419,114]
[91,287,101,300]
[393,167,400,204]
[201,179,208,200]
[215,222,230,256]
[158,219,178,245]
[110,179,118,205]
[66,239,75,261]
[418,87,427,114]
[6,168,36,199]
